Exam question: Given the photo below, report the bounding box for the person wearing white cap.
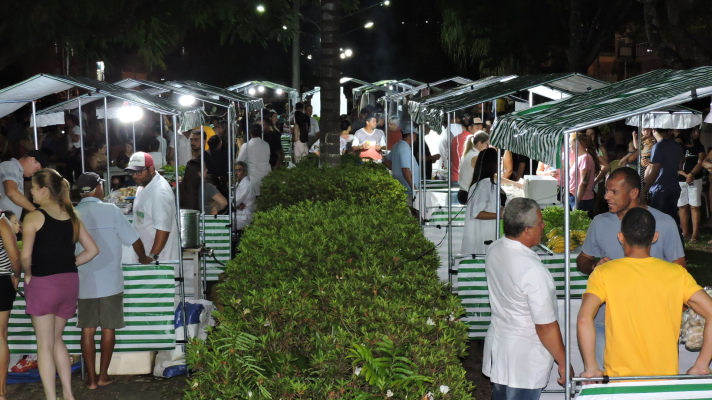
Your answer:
[124,152,180,264]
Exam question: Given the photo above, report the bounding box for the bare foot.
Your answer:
[97,378,114,387]
[86,380,98,389]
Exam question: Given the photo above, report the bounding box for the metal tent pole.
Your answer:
[385,98,389,149]
[420,123,426,224]
[104,98,110,186]
[227,104,234,250]
[78,98,85,173]
[494,105,501,239]
[563,131,572,400]
[31,101,39,150]
[132,121,136,152]
[160,115,164,163]
[260,109,264,140]
[574,135,579,210]
[447,113,452,286]
[200,124,206,299]
[173,115,189,358]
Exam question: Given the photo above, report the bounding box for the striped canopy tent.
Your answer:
[624,105,703,129]
[226,80,299,104]
[166,80,264,112]
[409,73,604,128]
[32,77,205,131]
[490,67,712,167]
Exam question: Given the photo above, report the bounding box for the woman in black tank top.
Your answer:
[21,169,99,400]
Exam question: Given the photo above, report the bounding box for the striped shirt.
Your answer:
[0,214,13,275]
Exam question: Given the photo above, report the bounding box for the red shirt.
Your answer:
[387,129,402,150]
[450,131,471,181]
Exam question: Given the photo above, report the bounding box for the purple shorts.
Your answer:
[25,273,79,319]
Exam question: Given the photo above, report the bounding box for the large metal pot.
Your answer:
[180,209,201,248]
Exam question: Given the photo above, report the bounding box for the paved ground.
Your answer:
[6,373,187,399]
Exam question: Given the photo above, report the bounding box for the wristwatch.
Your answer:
[149,253,159,261]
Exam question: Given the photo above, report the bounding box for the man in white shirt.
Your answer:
[423,123,442,171]
[351,115,386,162]
[305,104,320,148]
[438,114,462,172]
[168,129,191,168]
[236,125,272,196]
[233,161,256,231]
[124,152,180,264]
[74,172,152,389]
[483,197,570,400]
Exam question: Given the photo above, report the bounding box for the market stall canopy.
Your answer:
[115,78,231,108]
[624,106,703,129]
[410,73,602,128]
[166,80,264,112]
[301,77,396,101]
[381,76,475,103]
[226,81,299,103]
[22,75,204,129]
[527,73,607,100]
[490,67,712,167]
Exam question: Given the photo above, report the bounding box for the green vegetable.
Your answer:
[541,206,591,233]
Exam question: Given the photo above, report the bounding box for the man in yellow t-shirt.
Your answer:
[578,207,712,380]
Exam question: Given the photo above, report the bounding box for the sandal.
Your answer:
[689,238,698,244]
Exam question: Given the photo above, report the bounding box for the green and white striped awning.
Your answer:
[410,73,603,128]
[226,81,300,104]
[167,80,264,112]
[577,379,712,399]
[490,67,712,167]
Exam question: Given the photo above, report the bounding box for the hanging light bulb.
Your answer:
[179,95,196,106]
[276,88,284,95]
[248,88,256,96]
[258,86,265,93]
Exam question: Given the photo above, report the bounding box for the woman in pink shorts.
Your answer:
[21,169,99,400]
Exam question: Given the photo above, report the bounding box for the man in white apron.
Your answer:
[124,152,180,265]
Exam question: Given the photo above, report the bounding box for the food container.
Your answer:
[180,209,201,248]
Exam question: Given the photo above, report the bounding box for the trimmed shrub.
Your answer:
[256,159,407,213]
[186,198,474,399]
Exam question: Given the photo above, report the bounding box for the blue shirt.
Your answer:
[0,158,24,218]
[75,197,140,299]
[649,138,683,194]
[387,140,420,195]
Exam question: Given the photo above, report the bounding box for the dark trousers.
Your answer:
[650,190,682,234]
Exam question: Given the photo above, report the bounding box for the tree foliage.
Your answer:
[640,0,712,69]
[439,0,635,74]
[0,0,297,74]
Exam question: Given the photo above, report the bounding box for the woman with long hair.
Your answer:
[567,132,600,216]
[85,141,107,174]
[22,169,99,400]
[677,127,705,242]
[457,131,489,204]
[461,148,502,255]
[179,159,228,215]
[586,127,611,215]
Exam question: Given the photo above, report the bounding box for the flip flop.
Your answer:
[689,239,698,244]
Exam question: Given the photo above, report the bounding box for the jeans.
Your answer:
[650,190,682,233]
[595,323,606,371]
[569,193,595,215]
[492,384,543,400]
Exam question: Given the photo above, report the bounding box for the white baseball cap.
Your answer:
[124,152,154,172]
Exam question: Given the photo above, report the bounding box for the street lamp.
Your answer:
[256,5,265,12]
[383,0,390,5]
[307,54,312,60]
[283,25,287,30]
[364,22,374,28]
[340,53,346,59]
[344,49,353,57]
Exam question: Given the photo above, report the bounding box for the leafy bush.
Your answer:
[186,199,474,399]
[256,160,407,213]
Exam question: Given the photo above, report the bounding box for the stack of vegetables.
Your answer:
[680,287,712,351]
[541,206,592,253]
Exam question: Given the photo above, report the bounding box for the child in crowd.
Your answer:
[3,210,20,235]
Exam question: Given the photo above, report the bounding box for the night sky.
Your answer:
[152,0,463,90]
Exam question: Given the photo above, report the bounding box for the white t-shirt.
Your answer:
[458,148,480,190]
[131,173,180,264]
[233,177,256,230]
[0,158,24,217]
[351,128,386,147]
[69,126,84,150]
[169,132,191,168]
[236,137,272,196]
[483,237,558,389]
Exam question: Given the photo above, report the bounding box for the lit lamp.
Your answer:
[118,104,143,123]
[364,22,374,28]
[179,95,196,106]
[256,5,265,12]
[248,88,256,96]
[276,88,284,95]
[258,86,265,93]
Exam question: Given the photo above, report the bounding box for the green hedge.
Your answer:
[256,155,406,213]
[185,165,474,399]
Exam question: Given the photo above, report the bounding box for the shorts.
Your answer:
[77,292,125,329]
[678,180,702,207]
[293,141,308,162]
[0,275,16,312]
[25,273,79,319]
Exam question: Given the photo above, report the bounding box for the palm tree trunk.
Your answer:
[319,0,341,166]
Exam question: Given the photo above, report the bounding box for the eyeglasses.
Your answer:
[129,167,148,176]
